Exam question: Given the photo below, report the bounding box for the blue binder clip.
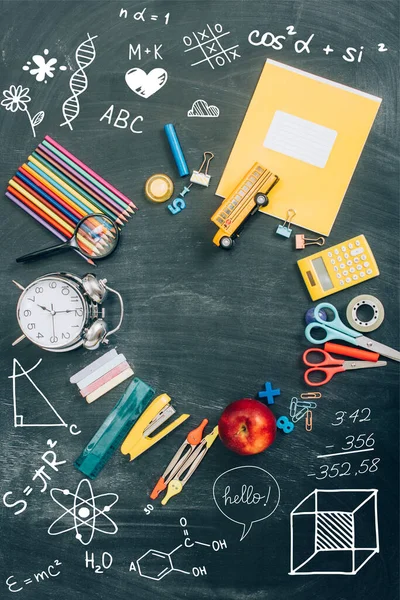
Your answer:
[276,209,296,238]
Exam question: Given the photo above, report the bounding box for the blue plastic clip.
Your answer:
[276,209,296,238]
[258,382,280,405]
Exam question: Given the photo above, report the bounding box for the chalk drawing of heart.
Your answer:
[125,68,168,99]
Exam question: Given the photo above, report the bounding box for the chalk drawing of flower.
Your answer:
[1,84,45,137]
[1,85,31,112]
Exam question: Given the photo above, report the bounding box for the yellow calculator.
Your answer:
[297,234,379,300]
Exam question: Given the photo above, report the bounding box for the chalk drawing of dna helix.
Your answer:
[60,33,98,130]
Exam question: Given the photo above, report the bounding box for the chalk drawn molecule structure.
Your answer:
[290,489,379,575]
[134,517,227,580]
[136,545,191,581]
[48,479,119,546]
[60,33,98,130]
[183,23,240,69]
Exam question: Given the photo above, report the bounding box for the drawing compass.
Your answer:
[150,422,219,505]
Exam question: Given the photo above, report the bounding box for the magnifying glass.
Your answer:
[16,214,120,263]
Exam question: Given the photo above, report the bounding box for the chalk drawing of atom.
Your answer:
[48,479,119,545]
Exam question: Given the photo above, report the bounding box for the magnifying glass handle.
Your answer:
[16,241,70,263]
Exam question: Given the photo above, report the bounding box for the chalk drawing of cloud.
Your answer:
[187,99,220,117]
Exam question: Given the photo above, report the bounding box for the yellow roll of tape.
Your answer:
[145,174,174,203]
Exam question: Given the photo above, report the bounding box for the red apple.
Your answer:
[218,398,276,455]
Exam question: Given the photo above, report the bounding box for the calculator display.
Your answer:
[311,257,334,291]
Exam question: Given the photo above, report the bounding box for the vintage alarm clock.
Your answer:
[12,272,124,352]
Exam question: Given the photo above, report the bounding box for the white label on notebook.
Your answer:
[263,110,337,168]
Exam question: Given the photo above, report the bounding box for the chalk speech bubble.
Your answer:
[213,465,280,541]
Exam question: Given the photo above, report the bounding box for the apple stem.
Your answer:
[235,423,248,437]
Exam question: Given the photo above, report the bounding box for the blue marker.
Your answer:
[164,124,190,177]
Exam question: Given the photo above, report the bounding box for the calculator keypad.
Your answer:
[320,237,376,292]
[298,235,378,301]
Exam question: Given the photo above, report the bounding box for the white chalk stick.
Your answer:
[85,368,134,404]
[70,349,118,384]
[77,354,126,390]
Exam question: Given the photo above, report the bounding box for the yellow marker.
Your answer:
[121,393,189,461]
[145,174,174,203]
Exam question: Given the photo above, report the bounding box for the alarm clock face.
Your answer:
[17,276,87,349]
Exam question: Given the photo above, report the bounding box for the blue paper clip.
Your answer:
[292,407,308,423]
[289,397,298,418]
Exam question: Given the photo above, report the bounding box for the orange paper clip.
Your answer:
[300,392,322,399]
[305,409,313,431]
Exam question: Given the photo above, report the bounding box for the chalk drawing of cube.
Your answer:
[289,489,379,575]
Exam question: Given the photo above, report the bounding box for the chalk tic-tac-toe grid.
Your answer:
[183,23,240,69]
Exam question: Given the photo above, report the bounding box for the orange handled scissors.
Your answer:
[303,348,387,386]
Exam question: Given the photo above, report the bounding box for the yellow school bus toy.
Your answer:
[211,163,279,249]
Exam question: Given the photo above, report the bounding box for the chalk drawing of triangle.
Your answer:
[10,358,67,428]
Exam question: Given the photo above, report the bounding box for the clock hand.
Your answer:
[51,304,57,340]
[37,304,52,313]
[54,309,74,314]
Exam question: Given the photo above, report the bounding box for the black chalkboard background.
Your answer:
[0,1,399,599]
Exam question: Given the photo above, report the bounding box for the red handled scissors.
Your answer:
[303,348,387,386]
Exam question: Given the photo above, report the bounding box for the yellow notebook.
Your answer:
[216,60,381,236]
